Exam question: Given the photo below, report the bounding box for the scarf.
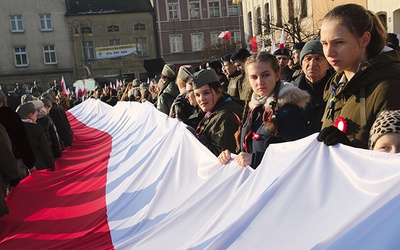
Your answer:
[249,92,275,110]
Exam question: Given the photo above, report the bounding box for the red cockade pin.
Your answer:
[334,116,348,134]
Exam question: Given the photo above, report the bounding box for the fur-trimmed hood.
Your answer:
[277,82,310,109]
[254,81,310,110]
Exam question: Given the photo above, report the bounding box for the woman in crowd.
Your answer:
[193,69,243,156]
[317,4,400,148]
[218,52,310,169]
[16,103,54,170]
[369,110,400,154]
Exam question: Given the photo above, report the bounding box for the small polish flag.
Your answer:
[218,31,231,40]
[271,39,276,54]
[279,28,285,49]
[61,76,67,94]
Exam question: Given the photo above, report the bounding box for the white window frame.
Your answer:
[228,1,239,16]
[83,41,95,60]
[107,25,120,32]
[134,23,146,30]
[168,3,180,20]
[169,34,183,53]
[209,1,221,18]
[136,37,148,56]
[210,32,219,45]
[232,31,241,43]
[191,33,204,52]
[189,2,201,19]
[109,39,121,46]
[39,14,53,31]
[14,47,29,66]
[43,45,57,64]
[10,15,24,32]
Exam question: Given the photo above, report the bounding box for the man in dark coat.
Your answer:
[292,40,335,135]
[0,90,36,178]
[274,48,295,81]
[0,124,20,217]
[42,93,73,149]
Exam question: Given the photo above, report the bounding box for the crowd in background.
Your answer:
[1,4,400,218]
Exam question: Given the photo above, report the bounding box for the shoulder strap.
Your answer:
[359,84,367,128]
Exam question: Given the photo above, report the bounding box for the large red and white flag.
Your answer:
[1,100,400,249]
[218,31,231,40]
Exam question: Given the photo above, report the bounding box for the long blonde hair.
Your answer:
[235,52,281,151]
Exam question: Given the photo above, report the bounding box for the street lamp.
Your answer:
[71,19,92,71]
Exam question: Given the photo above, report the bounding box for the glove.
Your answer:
[317,126,351,146]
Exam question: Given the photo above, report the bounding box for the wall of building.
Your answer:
[368,0,400,34]
[0,0,74,87]
[67,12,158,81]
[312,0,367,30]
[154,0,244,66]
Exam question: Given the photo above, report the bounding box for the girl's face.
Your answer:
[320,19,370,78]
[194,85,221,112]
[246,61,280,97]
[185,84,197,107]
[373,133,400,154]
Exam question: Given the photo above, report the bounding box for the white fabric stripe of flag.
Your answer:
[68,100,400,249]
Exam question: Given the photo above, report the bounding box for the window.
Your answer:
[210,32,219,45]
[247,12,253,37]
[83,41,95,60]
[134,23,146,30]
[265,3,271,34]
[189,2,201,19]
[288,0,294,21]
[10,15,24,32]
[300,0,307,18]
[81,26,92,34]
[14,47,28,66]
[43,45,57,64]
[39,14,52,31]
[228,1,238,16]
[168,3,180,20]
[169,35,182,53]
[256,7,262,35]
[136,37,148,56]
[276,0,282,26]
[191,33,204,51]
[109,39,121,46]
[209,1,220,18]
[232,31,241,43]
[107,25,119,32]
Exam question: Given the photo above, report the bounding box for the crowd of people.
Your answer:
[1,4,400,217]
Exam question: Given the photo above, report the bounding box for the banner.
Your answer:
[1,99,400,249]
[95,44,136,59]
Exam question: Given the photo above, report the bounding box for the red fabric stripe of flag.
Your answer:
[251,36,258,52]
[0,112,114,250]
[218,31,231,40]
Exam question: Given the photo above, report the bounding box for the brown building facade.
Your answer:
[154,0,245,66]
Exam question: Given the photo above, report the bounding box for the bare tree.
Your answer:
[261,17,319,49]
[202,40,247,62]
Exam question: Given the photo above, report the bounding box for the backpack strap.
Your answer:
[359,84,367,129]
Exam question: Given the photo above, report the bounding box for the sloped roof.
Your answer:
[66,0,153,16]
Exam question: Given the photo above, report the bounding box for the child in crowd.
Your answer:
[369,110,400,154]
